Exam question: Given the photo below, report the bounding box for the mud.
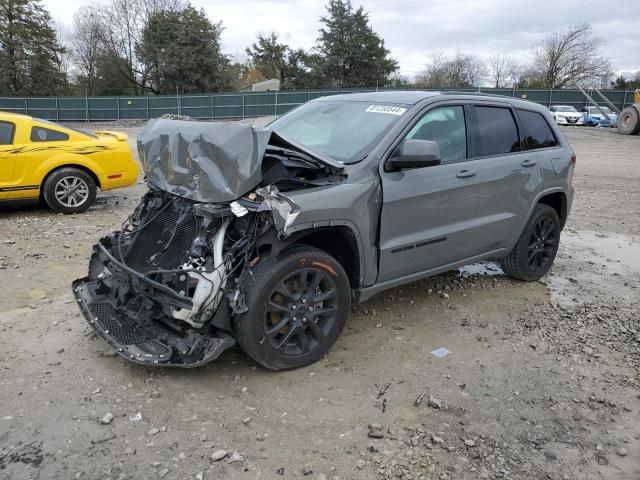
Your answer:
[0,124,639,480]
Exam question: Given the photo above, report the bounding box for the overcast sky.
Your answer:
[44,0,640,77]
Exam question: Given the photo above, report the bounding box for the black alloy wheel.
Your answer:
[235,246,350,370]
[500,204,561,281]
[527,217,558,273]
[263,267,339,356]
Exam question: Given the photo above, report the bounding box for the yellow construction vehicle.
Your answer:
[618,89,640,135]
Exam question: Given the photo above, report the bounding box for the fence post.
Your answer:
[242,93,245,119]
[85,95,89,122]
[116,97,120,121]
[275,91,279,117]
[210,94,214,119]
[146,96,150,120]
[55,97,59,122]
[622,90,628,109]
[24,97,28,115]
[548,88,553,107]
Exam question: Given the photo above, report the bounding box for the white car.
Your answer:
[549,105,584,126]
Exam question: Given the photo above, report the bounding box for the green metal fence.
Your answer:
[0,88,636,122]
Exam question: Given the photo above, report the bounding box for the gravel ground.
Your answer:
[0,123,639,480]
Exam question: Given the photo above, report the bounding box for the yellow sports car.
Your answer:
[0,112,139,214]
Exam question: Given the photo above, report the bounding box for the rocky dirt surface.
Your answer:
[0,124,638,480]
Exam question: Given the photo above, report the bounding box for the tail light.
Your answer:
[570,153,576,165]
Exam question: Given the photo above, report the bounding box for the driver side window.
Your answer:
[405,106,467,164]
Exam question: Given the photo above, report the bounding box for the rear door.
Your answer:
[377,101,542,283]
[0,121,17,199]
[465,104,545,249]
[516,108,564,190]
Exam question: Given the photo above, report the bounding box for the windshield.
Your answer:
[269,101,407,164]
[589,107,612,115]
[552,106,578,113]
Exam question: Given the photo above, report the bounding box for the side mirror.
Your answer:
[387,139,442,171]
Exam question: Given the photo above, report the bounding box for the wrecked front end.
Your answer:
[73,119,344,367]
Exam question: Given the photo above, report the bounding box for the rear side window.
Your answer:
[30,126,69,142]
[0,121,15,145]
[518,110,557,149]
[474,106,521,157]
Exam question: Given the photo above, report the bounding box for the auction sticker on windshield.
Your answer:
[366,105,407,115]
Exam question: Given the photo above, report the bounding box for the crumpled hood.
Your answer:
[137,119,272,203]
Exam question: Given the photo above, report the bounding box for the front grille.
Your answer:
[89,303,146,345]
[125,201,199,273]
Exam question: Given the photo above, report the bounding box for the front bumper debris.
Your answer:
[73,278,235,367]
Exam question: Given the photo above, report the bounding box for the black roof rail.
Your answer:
[440,90,514,100]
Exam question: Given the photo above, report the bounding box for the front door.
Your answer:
[377,102,540,283]
[0,121,17,199]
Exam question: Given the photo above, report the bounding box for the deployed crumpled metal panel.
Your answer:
[138,119,272,203]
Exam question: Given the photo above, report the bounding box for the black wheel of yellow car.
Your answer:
[235,246,350,370]
[43,167,97,214]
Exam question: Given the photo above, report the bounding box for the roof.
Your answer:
[0,111,32,120]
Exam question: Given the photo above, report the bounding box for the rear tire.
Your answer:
[618,106,640,135]
[500,204,560,282]
[234,246,350,370]
[43,167,96,214]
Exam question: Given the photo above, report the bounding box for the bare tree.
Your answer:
[528,23,611,88]
[415,52,487,88]
[55,20,73,90]
[489,52,519,88]
[71,7,103,94]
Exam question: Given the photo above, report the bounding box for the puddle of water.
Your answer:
[561,230,640,274]
[548,230,640,306]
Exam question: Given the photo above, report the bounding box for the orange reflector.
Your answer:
[107,174,122,179]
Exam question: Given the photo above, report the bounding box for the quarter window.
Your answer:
[30,126,69,142]
[474,106,521,157]
[518,110,557,150]
[404,106,467,163]
[0,121,14,145]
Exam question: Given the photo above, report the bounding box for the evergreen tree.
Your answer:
[0,0,66,95]
[245,32,288,83]
[316,0,398,88]
[138,5,231,93]
[245,32,324,89]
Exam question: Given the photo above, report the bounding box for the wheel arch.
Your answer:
[40,163,101,198]
[259,224,364,289]
[537,191,567,228]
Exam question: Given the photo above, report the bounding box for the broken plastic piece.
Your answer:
[230,201,249,217]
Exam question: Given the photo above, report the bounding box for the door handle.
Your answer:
[456,169,477,179]
[521,159,537,168]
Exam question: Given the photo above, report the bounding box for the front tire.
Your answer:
[500,204,560,282]
[43,167,97,214]
[235,246,350,370]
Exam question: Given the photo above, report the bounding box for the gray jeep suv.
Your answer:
[73,91,574,370]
